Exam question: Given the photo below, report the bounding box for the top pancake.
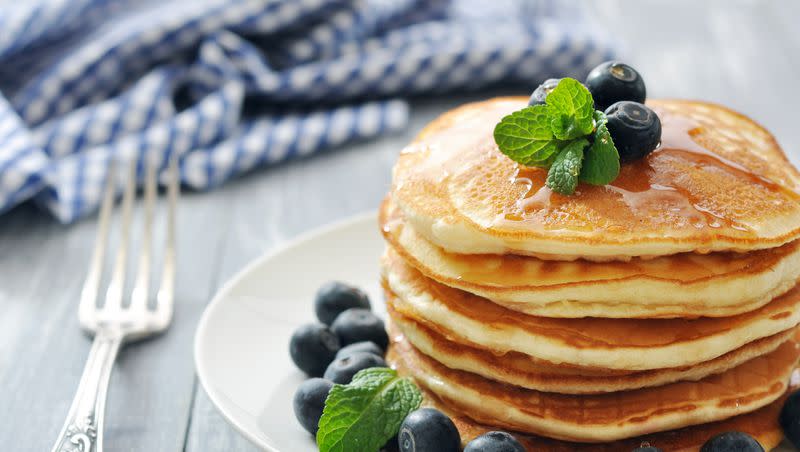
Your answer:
[392,97,800,259]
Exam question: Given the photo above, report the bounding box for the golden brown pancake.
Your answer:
[392,98,800,260]
[381,196,800,318]
[389,306,795,394]
[419,387,789,452]
[382,249,800,370]
[388,332,800,443]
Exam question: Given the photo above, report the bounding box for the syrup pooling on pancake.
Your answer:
[505,104,800,234]
[393,98,800,258]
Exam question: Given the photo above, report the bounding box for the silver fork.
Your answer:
[51,157,178,452]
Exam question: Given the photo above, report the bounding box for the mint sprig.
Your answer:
[580,111,620,185]
[493,78,621,195]
[545,78,595,140]
[547,138,587,195]
[491,105,562,166]
[316,368,422,452]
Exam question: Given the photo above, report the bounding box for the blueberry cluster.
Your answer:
[289,281,528,451]
[289,281,385,381]
[530,61,662,163]
[290,282,387,435]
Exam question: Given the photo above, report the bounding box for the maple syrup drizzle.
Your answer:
[498,108,797,233]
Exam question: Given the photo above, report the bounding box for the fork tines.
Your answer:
[78,156,178,336]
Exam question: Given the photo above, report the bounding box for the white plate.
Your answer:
[194,212,384,451]
[194,212,795,451]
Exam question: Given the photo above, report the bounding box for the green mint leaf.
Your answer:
[580,111,620,185]
[593,109,607,129]
[316,368,422,452]
[546,138,588,195]
[493,105,563,167]
[546,78,595,140]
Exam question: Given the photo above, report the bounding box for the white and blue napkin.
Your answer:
[0,0,616,222]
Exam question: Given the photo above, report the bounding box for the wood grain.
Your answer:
[0,1,797,450]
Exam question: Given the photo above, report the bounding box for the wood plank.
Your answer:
[591,0,735,98]
[0,188,235,451]
[766,0,800,71]
[701,0,800,160]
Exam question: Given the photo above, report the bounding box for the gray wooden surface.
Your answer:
[2,1,799,450]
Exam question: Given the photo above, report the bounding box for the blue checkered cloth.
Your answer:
[0,0,616,223]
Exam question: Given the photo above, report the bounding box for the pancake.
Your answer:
[419,386,790,452]
[387,331,800,443]
[392,97,800,260]
[389,307,795,394]
[381,197,800,318]
[382,249,800,370]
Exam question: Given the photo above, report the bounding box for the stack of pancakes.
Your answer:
[381,97,800,450]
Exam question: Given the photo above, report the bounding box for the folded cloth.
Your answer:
[0,0,616,223]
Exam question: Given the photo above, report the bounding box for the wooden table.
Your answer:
[2,1,799,450]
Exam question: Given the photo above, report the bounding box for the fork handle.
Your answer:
[51,332,123,452]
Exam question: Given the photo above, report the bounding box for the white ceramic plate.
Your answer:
[194,212,385,451]
[194,212,794,451]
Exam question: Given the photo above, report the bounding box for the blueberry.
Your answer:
[398,408,460,452]
[585,61,646,111]
[315,281,371,325]
[780,390,800,448]
[292,378,333,435]
[700,431,764,452]
[323,352,388,384]
[632,444,663,452]
[464,431,525,452]
[331,308,389,350]
[528,78,561,106]
[336,341,384,360]
[289,323,341,377]
[604,101,661,163]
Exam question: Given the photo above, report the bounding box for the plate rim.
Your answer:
[193,210,377,451]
